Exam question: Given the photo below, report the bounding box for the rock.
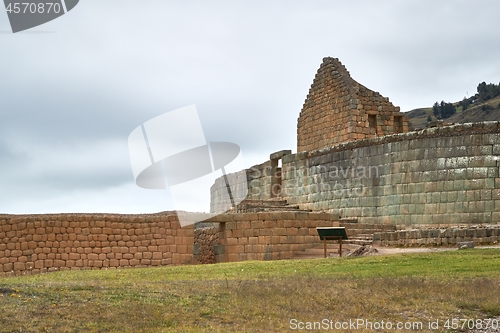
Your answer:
[346,245,378,257]
[458,241,474,249]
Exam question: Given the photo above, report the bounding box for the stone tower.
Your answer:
[297,57,409,152]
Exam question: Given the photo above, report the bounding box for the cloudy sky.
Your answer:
[1,0,500,214]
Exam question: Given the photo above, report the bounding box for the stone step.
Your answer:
[349,234,373,239]
[340,218,358,223]
[238,204,299,209]
[343,239,373,246]
[343,230,384,238]
[234,198,312,213]
[238,206,310,212]
[237,199,288,206]
[340,223,396,231]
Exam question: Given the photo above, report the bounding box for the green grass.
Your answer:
[1,249,500,332]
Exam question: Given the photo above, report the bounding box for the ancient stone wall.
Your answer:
[297,57,409,153]
[210,161,273,213]
[206,212,339,262]
[283,122,500,226]
[194,226,220,264]
[210,122,500,226]
[0,213,194,277]
[373,225,500,247]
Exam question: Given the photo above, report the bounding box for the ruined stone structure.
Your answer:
[373,225,500,247]
[194,226,221,264]
[0,212,194,276]
[297,57,409,152]
[3,58,500,277]
[211,58,500,227]
[0,211,341,275]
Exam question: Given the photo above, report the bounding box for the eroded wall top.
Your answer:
[297,57,409,152]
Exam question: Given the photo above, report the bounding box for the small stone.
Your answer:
[457,241,474,249]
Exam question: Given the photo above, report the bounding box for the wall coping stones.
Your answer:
[290,121,500,161]
[270,150,292,160]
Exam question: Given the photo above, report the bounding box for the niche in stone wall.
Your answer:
[394,115,403,133]
[368,114,377,130]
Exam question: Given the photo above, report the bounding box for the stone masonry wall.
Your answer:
[0,213,194,277]
[194,226,220,264]
[283,122,500,225]
[211,161,273,213]
[297,57,409,153]
[210,122,500,226]
[206,212,339,262]
[373,225,500,247]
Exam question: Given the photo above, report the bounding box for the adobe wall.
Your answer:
[297,57,409,153]
[210,122,500,226]
[0,212,194,277]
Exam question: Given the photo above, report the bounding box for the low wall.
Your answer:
[0,213,194,277]
[373,225,500,247]
[205,211,339,262]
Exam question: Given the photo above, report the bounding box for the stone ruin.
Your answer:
[2,57,500,275]
[297,57,409,152]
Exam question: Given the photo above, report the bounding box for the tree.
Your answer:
[477,81,500,102]
[432,102,440,118]
[432,100,456,119]
[441,101,456,118]
[459,97,469,111]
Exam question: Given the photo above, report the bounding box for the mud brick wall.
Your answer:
[194,226,220,264]
[373,225,500,247]
[297,57,409,153]
[207,212,339,262]
[0,213,194,277]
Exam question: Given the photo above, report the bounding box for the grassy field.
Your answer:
[1,249,500,332]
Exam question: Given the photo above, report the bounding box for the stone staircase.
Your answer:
[292,218,397,259]
[233,199,311,213]
[340,218,396,246]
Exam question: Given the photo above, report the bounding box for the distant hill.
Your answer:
[406,82,500,130]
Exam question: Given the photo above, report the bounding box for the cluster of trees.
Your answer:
[458,81,500,111]
[429,81,499,122]
[432,101,456,119]
[477,82,500,101]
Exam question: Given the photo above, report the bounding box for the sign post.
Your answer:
[316,227,348,258]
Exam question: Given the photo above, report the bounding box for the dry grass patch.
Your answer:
[0,249,499,332]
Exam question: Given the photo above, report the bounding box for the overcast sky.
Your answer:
[1,0,500,214]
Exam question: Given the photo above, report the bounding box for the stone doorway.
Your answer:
[269,150,291,198]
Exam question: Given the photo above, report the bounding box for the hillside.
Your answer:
[406,95,500,130]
